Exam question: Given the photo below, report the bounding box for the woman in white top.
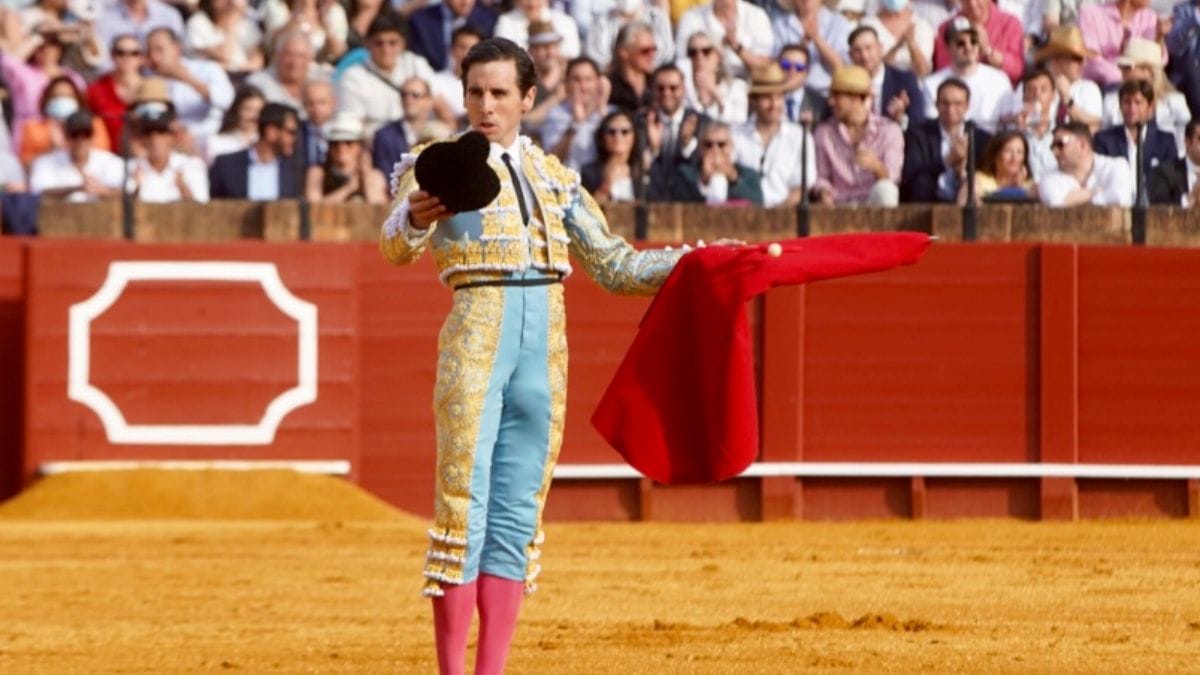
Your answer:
[186,0,264,75]
[495,0,583,59]
[682,31,748,125]
[1100,38,1191,153]
[858,0,934,76]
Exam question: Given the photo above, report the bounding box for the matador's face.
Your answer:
[465,60,536,148]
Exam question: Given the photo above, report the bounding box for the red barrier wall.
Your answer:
[0,239,25,501]
[22,241,360,484]
[7,238,1200,520]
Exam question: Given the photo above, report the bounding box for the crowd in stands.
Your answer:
[3,0,1200,216]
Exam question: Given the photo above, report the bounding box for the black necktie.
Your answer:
[502,152,530,224]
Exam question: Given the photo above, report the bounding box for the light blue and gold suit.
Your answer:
[380,136,683,597]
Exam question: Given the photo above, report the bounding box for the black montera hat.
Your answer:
[414,131,501,213]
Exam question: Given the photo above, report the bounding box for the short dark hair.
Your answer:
[1118,78,1155,104]
[1021,66,1054,90]
[451,24,485,46]
[1186,118,1200,140]
[366,13,406,40]
[778,42,807,58]
[652,63,683,83]
[1054,121,1093,147]
[848,25,878,47]
[943,24,978,46]
[461,37,537,96]
[936,77,971,103]
[258,102,298,136]
[566,55,600,79]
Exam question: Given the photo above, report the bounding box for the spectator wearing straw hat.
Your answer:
[407,0,498,72]
[1078,0,1160,89]
[732,62,816,207]
[1101,37,1191,151]
[1000,26,1103,134]
[208,102,302,200]
[306,111,387,203]
[930,0,1024,85]
[921,19,1011,133]
[812,64,902,206]
[127,84,210,203]
[29,110,124,202]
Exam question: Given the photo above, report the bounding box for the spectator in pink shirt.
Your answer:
[931,0,1024,84]
[812,64,904,205]
[1077,0,1160,89]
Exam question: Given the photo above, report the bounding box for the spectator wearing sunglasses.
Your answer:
[930,0,1024,85]
[771,0,852,96]
[778,43,829,125]
[1038,120,1132,207]
[29,110,124,202]
[580,110,645,203]
[682,31,747,125]
[644,63,704,197]
[653,119,763,204]
[675,0,774,79]
[920,21,1011,133]
[586,0,674,71]
[606,21,657,116]
[87,35,146,147]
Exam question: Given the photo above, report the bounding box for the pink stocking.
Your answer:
[432,580,477,675]
[474,573,525,675]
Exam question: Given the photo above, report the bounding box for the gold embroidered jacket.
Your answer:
[380,136,682,294]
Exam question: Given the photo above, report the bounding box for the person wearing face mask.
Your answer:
[17,75,111,167]
[859,0,934,76]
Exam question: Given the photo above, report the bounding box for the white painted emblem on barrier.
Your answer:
[68,261,318,445]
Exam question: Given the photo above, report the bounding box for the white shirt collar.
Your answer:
[488,135,524,168]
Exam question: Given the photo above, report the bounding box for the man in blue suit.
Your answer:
[408,0,498,73]
[209,102,303,200]
[1093,79,1177,203]
[901,77,991,203]
[848,25,924,129]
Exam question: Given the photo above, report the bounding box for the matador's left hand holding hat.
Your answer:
[414,130,501,213]
[591,233,933,485]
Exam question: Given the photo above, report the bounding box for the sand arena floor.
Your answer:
[0,471,1197,673]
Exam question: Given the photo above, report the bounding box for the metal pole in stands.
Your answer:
[797,118,811,237]
[1132,121,1147,245]
[120,118,134,240]
[962,120,977,242]
[299,198,311,241]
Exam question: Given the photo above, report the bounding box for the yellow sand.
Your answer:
[0,472,1196,672]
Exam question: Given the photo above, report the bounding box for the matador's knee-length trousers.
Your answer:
[421,277,567,597]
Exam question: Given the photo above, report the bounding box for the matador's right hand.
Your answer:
[408,190,453,230]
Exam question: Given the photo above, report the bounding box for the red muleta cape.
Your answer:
[591,232,933,485]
